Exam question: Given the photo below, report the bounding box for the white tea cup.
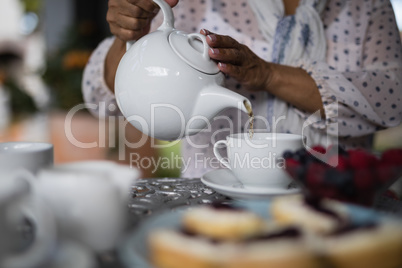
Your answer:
[213,133,304,189]
[0,142,53,174]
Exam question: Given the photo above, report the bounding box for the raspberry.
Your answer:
[285,158,300,178]
[305,162,326,187]
[285,158,300,167]
[354,169,375,190]
[381,149,402,166]
[376,162,401,184]
[310,145,326,154]
[307,146,327,164]
[348,149,378,169]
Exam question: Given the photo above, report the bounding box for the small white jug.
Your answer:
[0,169,56,268]
[36,161,139,252]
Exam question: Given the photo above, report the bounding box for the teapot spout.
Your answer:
[192,84,252,121]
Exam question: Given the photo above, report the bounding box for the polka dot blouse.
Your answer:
[82,0,402,177]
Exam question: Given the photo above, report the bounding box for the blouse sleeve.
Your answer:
[82,36,121,118]
[296,0,402,138]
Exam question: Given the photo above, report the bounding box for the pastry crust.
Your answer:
[182,205,265,241]
[149,230,231,268]
[148,201,402,268]
[271,195,348,234]
[149,227,321,268]
[322,222,402,268]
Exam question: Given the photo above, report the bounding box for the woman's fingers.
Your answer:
[209,47,245,65]
[207,34,241,49]
[107,0,159,41]
[120,5,155,19]
[201,29,245,64]
[126,0,159,13]
[201,28,270,91]
[112,0,154,18]
[109,24,140,41]
[114,14,150,31]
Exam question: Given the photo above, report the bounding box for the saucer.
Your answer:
[201,169,301,200]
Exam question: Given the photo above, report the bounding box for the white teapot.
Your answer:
[115,0,251,140]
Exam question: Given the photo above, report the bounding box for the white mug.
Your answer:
[213,133,304,189]
[0,169,57,268]
[0,142,53,174]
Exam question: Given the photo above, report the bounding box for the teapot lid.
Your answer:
[169,31,220,74]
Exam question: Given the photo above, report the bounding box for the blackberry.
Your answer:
[294,149,308,164]
[325,168,351,188]
[283,150,294,159]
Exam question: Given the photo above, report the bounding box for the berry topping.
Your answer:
[210,202,240,211]
[328,221,378,236]
[283,150,294,159]
[246,227,302,242]
[348,150,378,169]
[283,146,402,206]
[381,149,402,166]
[310,145,326,154]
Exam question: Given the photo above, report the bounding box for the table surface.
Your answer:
[129,177,402,219]
[97,176,402,268]
[98,177,231,267]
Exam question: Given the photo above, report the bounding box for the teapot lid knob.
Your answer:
[169,31,220,74]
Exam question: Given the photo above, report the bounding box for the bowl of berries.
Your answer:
[283,146,402,206]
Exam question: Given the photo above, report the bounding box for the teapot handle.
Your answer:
[127,0,175,51]
[154,0,174,31]
[187,33,210,61]
[126,41,135,51]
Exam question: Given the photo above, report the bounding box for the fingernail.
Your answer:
[218,62,226,68]
[210,48,219,54]
[208,34,216,42]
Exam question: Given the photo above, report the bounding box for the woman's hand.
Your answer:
[201,29,324,116]
[107,0,178,42]
[105,0,178,92]
[200,29,273,92]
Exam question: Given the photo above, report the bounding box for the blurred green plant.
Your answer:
[21,0,42,13]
